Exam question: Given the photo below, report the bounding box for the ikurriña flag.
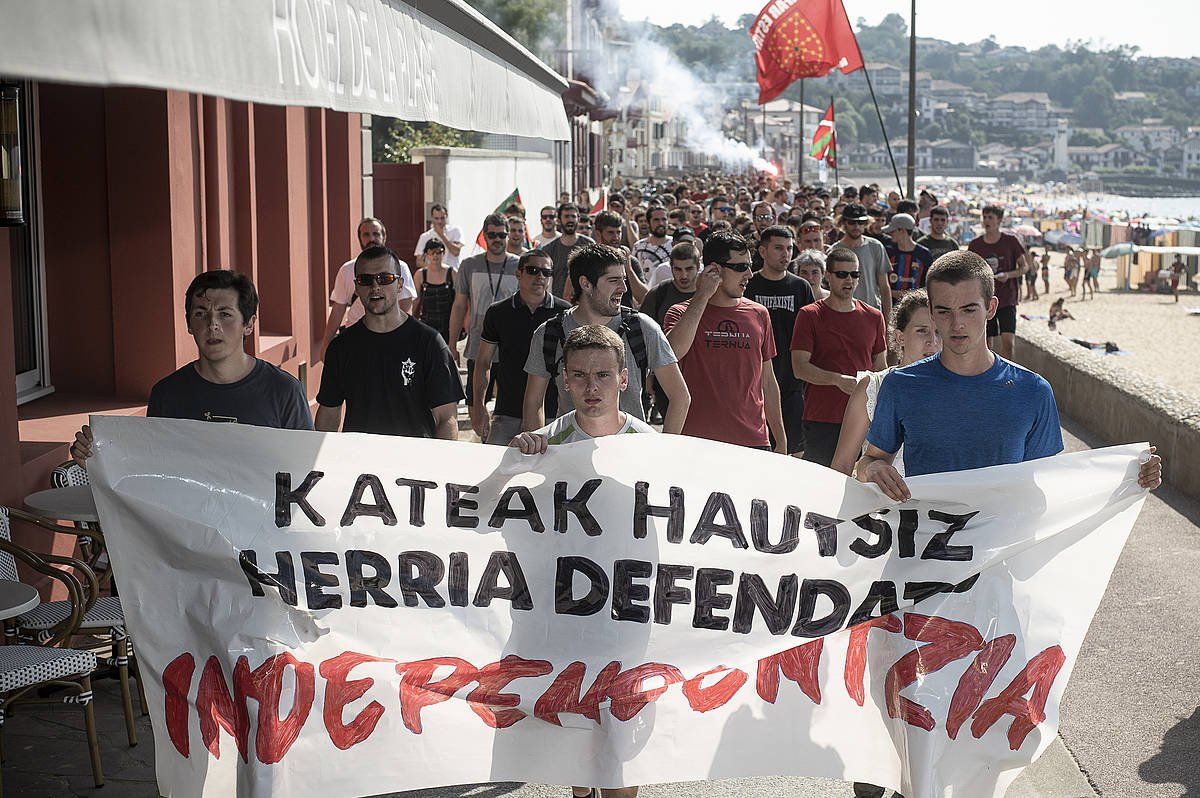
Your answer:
[811,101,837,167]
[750,0,865,104]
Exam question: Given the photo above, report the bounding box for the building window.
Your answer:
[4,81,50,404]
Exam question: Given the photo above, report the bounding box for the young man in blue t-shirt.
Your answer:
[858,250,1162,499]
[851,250,1162,798]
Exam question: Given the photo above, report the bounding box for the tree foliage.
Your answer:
[468,0,565,66]
[372,118,481,164]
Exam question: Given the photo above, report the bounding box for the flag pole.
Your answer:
[798,79,805,186]
[860,62,904,194]
[906,0,918,197]
[832,95,840,189]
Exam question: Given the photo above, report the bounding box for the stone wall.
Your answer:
[1013,327,1200,499]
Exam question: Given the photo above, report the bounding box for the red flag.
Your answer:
[811,101,837,167]
[590,187,607,215]
[750,0,865,104]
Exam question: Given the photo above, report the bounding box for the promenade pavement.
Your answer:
[4,420,1195,798]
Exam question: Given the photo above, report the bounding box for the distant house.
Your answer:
[1115,124,1182,152]
[867,63,904,96]
[929,139,978,169]
[1183,136,1200,179]
[1068,143,1135,170]
[1113,91,1148,103]
[987,92,1067,133]
[929,79,986,109]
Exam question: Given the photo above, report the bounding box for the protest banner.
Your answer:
[88,416,1149,798]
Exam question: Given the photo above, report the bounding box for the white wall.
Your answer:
[415,148,557,257]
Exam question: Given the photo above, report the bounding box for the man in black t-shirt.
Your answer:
[745,225,814,456]
[639,240,700,422]
[71,270,312,467]
[473,251,570,445]
[316,246,463,438]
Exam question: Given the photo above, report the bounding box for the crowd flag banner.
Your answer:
[811,101,837,167]
[749,0,865,104]
[88,417,1150,798]
[590,187,608,215]
[473,188,531,253]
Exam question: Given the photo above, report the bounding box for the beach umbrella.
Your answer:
[1100,242,1137,259]
[1060,232,1084,246]
[1012,224,1041,238]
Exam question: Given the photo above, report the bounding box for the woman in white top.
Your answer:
[831,289,940,477]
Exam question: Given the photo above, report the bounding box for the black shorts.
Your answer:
[987,304,1017,337]
[773,391,806,455]
[800,421,841,468]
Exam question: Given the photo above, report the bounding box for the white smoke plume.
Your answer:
[576,21,775,173]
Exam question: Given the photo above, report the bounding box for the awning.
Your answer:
[0,0,570,141]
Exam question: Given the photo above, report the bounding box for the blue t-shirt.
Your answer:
[866,354,1063,476]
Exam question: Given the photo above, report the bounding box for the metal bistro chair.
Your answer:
[2,504,144,747]
[49,461,106,574]
[0,507,103,791]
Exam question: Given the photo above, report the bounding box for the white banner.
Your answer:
[88,417,1148,798]
[0,0,570,141]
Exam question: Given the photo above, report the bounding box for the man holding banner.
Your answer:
[849,253,1161,798]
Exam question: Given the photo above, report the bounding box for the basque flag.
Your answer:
[750,0,864,104]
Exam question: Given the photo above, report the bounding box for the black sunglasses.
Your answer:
[541,214,556,220]
[716,260,752,272]
[522,266,553,277]
[353,272,399,286]
[484,231,507,240]
[830,270,861,279]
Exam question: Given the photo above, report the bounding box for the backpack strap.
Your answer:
[617,307,649,375]
[542,312,567,377]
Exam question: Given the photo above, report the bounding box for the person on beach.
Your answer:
[1024,249,1040,301]
[1064,248,1079,297]
[1040,251,1051,296]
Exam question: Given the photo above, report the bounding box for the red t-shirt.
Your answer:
[789,299,887,423]
[968,232,1027,308]
[663,298,776,447]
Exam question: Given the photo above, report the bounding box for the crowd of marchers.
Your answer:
[65,172,1164,798]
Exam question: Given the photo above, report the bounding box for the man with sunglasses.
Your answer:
[663,231,786,452]
[790,247,887,467]
[473,251,570,445]
[316,245,463,438]
[535,205,558,248]
[319,217,415,360]
[834,203,892,330]
[450,214,522,432]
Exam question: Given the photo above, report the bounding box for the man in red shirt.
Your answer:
[968,203,1028,360]
[663,231,786,452]
[790,247,887,467]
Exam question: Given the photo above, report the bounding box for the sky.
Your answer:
[617,0,1197,60]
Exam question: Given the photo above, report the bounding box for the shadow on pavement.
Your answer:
[1138,707,1200,798]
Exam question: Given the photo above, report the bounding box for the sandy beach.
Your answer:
[1015,260,1200,397]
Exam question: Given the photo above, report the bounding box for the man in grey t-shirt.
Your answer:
[833,202,892,326]
[448,213,520,414]
[522,243,691,433]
